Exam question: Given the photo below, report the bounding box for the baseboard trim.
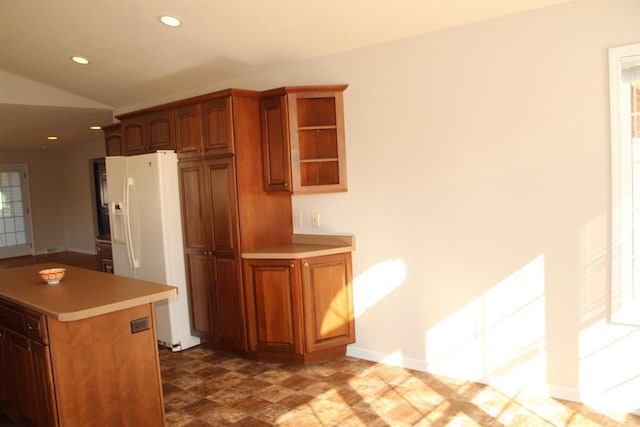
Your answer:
[65,247,97,255]
[346,345,639,416]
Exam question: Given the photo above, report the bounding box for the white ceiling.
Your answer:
[0,0,571,150]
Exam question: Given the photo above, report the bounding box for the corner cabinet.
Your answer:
[243,252,355,363]
[260,85,348,194]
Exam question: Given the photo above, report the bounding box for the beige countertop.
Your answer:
[95,234,111,244]
[0,263,177,322]
[242,234,355,260]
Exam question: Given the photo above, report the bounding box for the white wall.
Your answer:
[192,0,636,412]
[0,140,105,255]
[118,0,640,413]
[0,148,66,253]
[62,140,106,253]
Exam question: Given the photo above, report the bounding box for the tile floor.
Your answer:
[160,346,640,426]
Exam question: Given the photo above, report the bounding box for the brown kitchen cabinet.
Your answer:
[0,301,56,426]
[0,264,175,427]
[175,103,203,159]
[177,90,293,355]
[119,109,175,155]
[243,252,355,363]
[175,95,238,159]
[260,85,348,194]
[101,85,352,362]
[95,237,113,274]
[178,157,246,350]
[102,123,122,156]
[242,259,303,359]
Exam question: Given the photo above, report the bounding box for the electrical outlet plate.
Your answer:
[311,212,320,228]
[130,317,150,334]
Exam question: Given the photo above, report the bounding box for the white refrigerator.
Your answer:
[106,150,200,351]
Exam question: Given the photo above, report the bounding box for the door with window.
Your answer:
[0,165,33,259]
[610,43,640,324]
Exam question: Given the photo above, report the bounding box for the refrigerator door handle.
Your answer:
[123,176,140,269]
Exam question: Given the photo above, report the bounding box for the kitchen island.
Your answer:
[0,263,177,427]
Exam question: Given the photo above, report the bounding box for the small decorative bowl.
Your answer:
[39,268,66,285]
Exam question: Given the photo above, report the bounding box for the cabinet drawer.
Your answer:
[25,311,48,345]
[98,242,112,260]
[0,302,25,334]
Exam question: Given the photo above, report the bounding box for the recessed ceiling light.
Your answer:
[159,15,182,27]
[90,126,102,130]
[71,56,90,65]
[47,136,58,140]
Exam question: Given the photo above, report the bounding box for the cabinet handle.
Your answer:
[290,263,294,268]
[284,183,288,188]
[304,262,309,267]
[27,324,39,331]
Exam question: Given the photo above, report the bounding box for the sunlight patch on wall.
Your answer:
[353,259,407,318]
[425,255,547,392]
[579,212,640,413]
[578,214,608,324]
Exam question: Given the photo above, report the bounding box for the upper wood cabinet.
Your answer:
[260,85,348,194]
[176,96,235,159]
[202,97,234,156]
[102,123,121,156]
[119,109,175,155]
[175,103,203,159]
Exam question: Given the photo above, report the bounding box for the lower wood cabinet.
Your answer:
[178,157,248,352]
[0,302,56,426]
[242,252,355,363]
[0,299,166,427]
[95,238,113,274]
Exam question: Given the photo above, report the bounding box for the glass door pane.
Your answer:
[0,165,33,259]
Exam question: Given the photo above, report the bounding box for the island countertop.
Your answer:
[0,263,177,321]
[242,234,355,259]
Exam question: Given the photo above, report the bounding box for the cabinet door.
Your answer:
[121,118,146,155]
[213,256,246,349]
[175,103,203,158]
[29,340,57,427]
[202,97,234,156]
[103,125,122,156]
[205,157,246,349]
[178,160,214,339]
[5,329,38,426]
[206,157,240,254]
[147,110,175,152]
[243,259,303,354]
[0,328,15,420]
[260,94,292,191]
[301,253,355,353]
